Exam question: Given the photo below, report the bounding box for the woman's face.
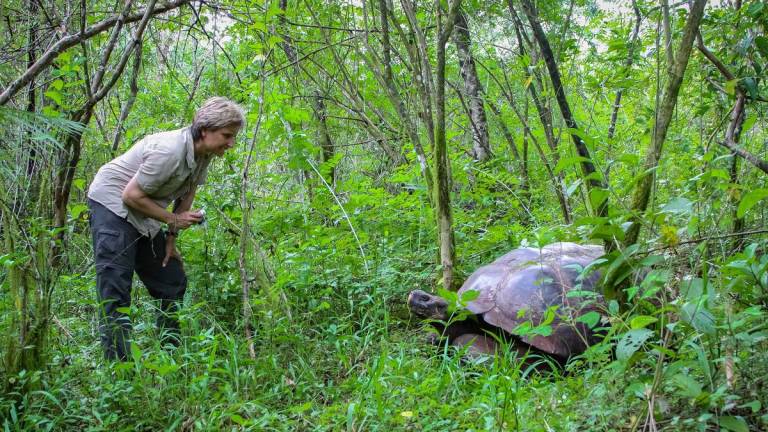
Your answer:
[201,125,240,156]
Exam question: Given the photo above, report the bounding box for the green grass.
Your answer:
[3,233,768,431]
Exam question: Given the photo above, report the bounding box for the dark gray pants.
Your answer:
[88,199,187,361]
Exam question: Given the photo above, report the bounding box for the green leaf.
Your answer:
[672,373,702,398]
[69,203,88,219]
[681,278,705,300]
[44,89,63,106]
[346,402,356,431]
[681,302,716,335]
[565,179,583,198]
[660,197,692,215]
[724,79,739,95]
[589,188,609,211]
[608,300,619,315]
[567,128,596,147]
[267,35,283,48]
[131,343,142,364]
[283,106,311,124]
[756,36,768,58]
[554,156,591,175]
[742,77,759,100]
[50,79,64,90]
[460,289,479,303]
[616,328,654,360]
[630,315,658,329]
[289,402,313,414]
[737,188,768,218]
[230,414,248,426]
[748,1,764,17]
[718,416,749,432]
[737,34,754,56]
[576,311,601,329]
[738,400,761,413]
[742,113,757,133]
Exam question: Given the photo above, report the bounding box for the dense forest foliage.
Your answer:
[1,0,768,430]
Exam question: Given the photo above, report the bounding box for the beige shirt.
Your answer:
[88,127,211,238]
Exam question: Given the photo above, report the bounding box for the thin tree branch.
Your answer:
[111,42,142,151]
[0,0,191,106]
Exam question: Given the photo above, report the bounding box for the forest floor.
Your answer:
[3,256,767,431]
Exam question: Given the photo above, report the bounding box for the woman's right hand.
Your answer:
[168,210,203,231]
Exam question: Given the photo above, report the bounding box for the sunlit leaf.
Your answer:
[576,311,601,329]
[630,315,658,329]
[616,328,653,360]
[718,416,749,432]
[737,188,768,218]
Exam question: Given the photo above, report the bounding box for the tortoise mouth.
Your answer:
[407,290,449,320]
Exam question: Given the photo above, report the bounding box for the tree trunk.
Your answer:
[607,0,641,142]
[623,0,708,247]
[519,0,607,218]
[507,0,571,223]
[314,91,336,185]
[434,0,462,290]
[376,0,433,194]
[452,10,491,162]
[727,93,746,250]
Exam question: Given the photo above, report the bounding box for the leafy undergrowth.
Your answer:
[3,231,768,431]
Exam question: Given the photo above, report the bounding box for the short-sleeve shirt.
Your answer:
[88,127,211,238]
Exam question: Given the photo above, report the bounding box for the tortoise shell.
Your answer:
[459,242,604,358]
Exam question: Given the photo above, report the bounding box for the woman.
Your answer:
[87,97,244,360]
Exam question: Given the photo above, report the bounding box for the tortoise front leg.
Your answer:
[452,333,499,357]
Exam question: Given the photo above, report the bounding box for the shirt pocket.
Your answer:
[153,171,189,199]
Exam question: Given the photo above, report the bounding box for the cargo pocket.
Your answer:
[95,229,126,263]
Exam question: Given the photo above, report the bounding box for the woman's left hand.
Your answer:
[163,235,182,267]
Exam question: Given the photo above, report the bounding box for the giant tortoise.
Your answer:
[408,242,605,362]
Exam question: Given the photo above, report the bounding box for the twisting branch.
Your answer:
[111,41,142,152]
[90,0,157,105]
[719,137,768,174]
[189,3,242,85]
[0,0,191,106]
[91,0,135,95]
[607,0,642,141]
[518,0,605,192]
[696,31,734,80]
[696,32,768,174]
[52,0,160,261]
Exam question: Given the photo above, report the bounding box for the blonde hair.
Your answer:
[191,97,245,140]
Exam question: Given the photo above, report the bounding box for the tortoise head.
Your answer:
[407,290,449,320]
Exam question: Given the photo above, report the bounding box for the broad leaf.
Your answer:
[576,311,601,329]
[737,188,768,218]
[616,328,654,360]
[719,416,749,432]
[630,315,658,329]
[681,302,716,335]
